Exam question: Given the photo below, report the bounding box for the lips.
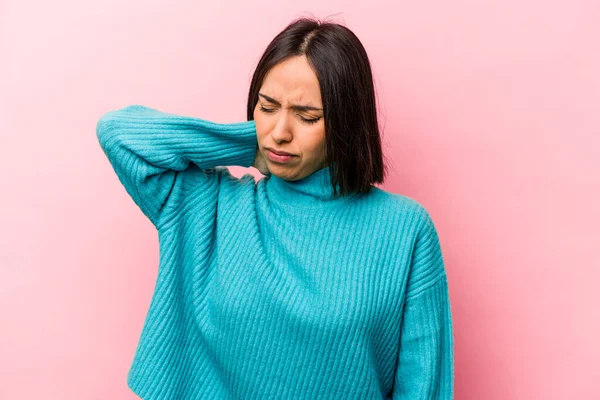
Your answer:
[268,148,295,156]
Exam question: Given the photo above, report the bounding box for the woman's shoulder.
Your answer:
[366,186,431,218]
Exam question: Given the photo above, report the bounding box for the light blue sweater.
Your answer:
[96,105,454,399]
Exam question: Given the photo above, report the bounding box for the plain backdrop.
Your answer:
[1,1,599,399]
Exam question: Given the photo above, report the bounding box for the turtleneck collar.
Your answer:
[265,163,357,208]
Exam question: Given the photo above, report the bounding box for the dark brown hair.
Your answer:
[247,16,387,198]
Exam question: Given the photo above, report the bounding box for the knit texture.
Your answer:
[96,104,454,399]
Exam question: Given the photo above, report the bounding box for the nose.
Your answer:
[270,109,293,143]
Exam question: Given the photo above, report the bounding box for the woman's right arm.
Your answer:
[96,104,258,229]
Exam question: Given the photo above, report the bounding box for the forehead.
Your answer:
[260,56,322,105]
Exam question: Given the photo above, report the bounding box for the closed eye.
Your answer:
[258,104,322,125]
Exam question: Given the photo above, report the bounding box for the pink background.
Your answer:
[1,1,599,399]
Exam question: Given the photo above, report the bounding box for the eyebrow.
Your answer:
[258,93,323,112]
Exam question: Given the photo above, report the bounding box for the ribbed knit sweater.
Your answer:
[96,104,454,400]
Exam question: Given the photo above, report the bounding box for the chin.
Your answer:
[269,165,302,181]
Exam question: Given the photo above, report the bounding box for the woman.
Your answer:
[97,17,454,400]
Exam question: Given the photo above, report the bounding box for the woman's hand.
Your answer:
[253,147,270,175]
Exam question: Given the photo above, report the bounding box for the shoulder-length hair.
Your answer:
[246,16,387,198]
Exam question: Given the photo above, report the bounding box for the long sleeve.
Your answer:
[392,208,455,399]
[96,104,258,228]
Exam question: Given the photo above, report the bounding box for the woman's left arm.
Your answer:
[391,208,455,399]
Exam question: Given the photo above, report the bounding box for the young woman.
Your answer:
[97,16,454,400]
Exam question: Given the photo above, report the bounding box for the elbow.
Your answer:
[96,114,119,151]
[96,105,151,141]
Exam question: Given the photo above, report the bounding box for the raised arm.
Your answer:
[96,104,258,228]
[392,208,455,399]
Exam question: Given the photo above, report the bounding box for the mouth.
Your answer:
[265,148,297,163]
[266,147,296,156]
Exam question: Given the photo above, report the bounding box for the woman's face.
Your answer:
[253,55,327,181]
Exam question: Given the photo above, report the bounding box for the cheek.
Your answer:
[253,108,267,138]
[253,105,260,125]
[313,125,326,147]
[303,126,326,152]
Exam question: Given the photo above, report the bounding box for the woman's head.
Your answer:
[247,16,386,197]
